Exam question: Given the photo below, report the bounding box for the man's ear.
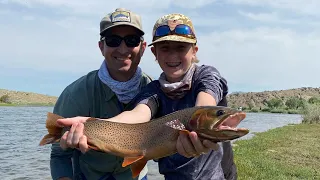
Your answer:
[140,41,147,56]
[98,40,104,55]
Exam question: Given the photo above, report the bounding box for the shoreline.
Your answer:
[0,103,306,115]
[0,103,54,107]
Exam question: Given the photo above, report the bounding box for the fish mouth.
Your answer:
[217,112,246,130]
[198,112,249,142]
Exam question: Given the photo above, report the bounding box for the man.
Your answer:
[50,8,152,180]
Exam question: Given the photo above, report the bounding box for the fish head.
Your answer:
[187,106,249,142]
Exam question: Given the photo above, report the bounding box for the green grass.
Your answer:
[233,124,320,180]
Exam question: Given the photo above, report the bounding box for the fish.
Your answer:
[39,106,249,178]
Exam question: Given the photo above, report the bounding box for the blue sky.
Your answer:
[1,0,319,96]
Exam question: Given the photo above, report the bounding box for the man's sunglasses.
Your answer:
[101,35,142,47]
[154,24,195,38]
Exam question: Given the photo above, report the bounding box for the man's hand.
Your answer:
[57,117,90,154]
[176,131,219,158]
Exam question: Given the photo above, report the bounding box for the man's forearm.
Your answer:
[50,143,74,180]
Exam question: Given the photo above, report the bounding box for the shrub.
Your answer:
[0,94,10,103]
[302,104,320,124]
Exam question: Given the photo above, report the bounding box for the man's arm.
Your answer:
[50,89,83,180]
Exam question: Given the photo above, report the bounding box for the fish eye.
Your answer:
[216,110,225,116]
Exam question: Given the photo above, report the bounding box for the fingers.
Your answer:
[177,131,197,158]
[56,116,90,127]
[203,140,219,151]
[60,131,69,150]
[176,133,192,158]
[72,123,84,146]
[60,122,88,153]
[177,131,220,158]
[66,122,78,148]
[189,132,209,155]
[79,135,89,154]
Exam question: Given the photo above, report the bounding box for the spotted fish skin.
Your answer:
[39,106,249,178]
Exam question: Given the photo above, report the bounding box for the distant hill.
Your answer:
[0,89,57,105]
[227,87,320,109]
[1,87,320,107]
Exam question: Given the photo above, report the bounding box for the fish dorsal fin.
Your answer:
[122,155,145,167]
[130,158,148,178]
[165,119,186,130]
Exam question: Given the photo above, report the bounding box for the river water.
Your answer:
[0,106,302,180]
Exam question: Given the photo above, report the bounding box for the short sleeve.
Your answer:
[194,65,228,104]
[127,82,160,118]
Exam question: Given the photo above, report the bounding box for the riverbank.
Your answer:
[233,123,320,179]
[0,102,54,107]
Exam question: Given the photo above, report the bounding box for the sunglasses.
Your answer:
[154,24,195,38]
[101,35,142,47]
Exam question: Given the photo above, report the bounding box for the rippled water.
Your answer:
[0,107,302,180]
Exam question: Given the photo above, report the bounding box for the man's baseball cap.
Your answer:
[100,8,144,36]
[149,13,197,46]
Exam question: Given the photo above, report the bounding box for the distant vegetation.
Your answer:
[227,87,320,115]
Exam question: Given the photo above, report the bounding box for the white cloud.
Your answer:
[197,27,320,89]
[226,0,320,16]
[238,11,297,24]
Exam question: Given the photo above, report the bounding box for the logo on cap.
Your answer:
[110,11,131,23]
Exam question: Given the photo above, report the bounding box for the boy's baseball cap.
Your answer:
[149,13,197,46]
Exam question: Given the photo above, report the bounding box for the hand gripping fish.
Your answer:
[39,106,249,178]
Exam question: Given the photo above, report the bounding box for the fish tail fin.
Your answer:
[39,112,64,146]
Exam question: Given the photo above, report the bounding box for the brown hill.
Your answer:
[227,87,320,109]
[0,89,57,105]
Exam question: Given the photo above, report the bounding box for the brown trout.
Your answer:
[39,106,249,178]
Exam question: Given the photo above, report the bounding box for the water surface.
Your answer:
[0,107,302,180]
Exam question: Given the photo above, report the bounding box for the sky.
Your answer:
[1,0,319,97]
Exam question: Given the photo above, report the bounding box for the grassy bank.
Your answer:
[233,123,320,179]
[0,102,54,107]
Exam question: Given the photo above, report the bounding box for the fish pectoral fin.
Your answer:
[130,158,148,178]
[180,129,191,135]
[122,155,145,167]
[165,119,186,130]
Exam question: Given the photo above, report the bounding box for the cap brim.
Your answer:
[100,22,144,36]
[148,35,196,46]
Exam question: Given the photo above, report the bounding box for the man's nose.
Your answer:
[117,40,129,54]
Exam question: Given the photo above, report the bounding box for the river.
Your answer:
[0,106,302,180]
